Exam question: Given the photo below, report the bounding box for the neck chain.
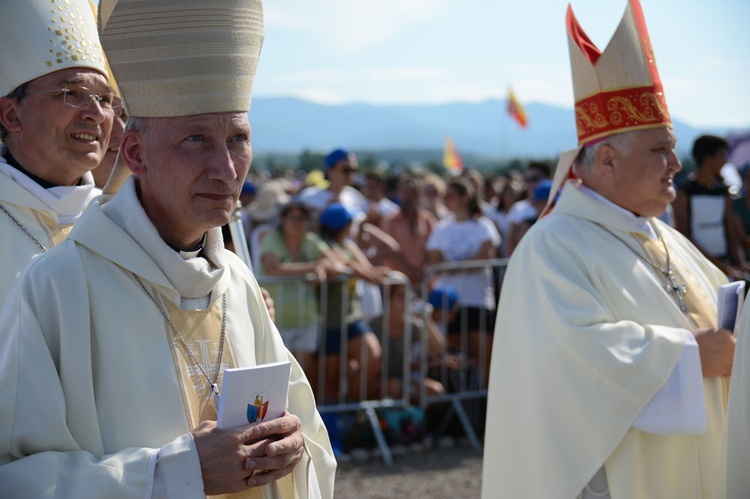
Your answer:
[593,221,689,313]
[132,273,226,408]
[0,202,48,252]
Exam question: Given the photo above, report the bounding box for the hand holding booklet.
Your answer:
[717,281,745,335]
[217,360,291,429]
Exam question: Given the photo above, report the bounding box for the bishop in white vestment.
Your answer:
[0,0,112,304]
[482,1,735,497]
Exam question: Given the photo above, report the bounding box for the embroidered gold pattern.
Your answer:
[576,89,670,143]
[45,0,104,68]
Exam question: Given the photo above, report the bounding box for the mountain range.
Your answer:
[248,97,737,167]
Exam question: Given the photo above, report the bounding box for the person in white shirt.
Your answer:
[427,176,500,384]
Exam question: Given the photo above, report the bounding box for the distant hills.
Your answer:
[248,96,736,168]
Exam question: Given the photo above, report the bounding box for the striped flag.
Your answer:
[443,135,464,173]
[507,88,529,128]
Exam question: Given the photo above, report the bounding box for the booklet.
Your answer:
[717,281,745,335]
[217,360,291,429]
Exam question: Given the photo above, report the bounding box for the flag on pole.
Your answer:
[507,87,528,128]
[443,135,464,173]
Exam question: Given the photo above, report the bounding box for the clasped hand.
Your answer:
[192,411,305,495]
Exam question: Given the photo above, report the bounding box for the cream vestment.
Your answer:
[0,177,336,498]
[482,182,729,499]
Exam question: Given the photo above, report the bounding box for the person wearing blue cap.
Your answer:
[505,161,552,255]
[514,179,554,243]
[297,148,367,220]
[317,203,389,403]
[427,285,460,337]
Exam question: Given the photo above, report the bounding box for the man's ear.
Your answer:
[0,97,23,134]
[120,130,146,175]
[594,143,617,177]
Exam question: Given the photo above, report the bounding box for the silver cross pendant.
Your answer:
[664,268,688,313]
[211,382,220,409]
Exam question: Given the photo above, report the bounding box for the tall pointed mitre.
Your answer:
[543,0,671,216]
[0,0,108,96]
[99,0,264,195]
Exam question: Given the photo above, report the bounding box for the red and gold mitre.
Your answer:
[567,0,671,145]
[541,0,671,217]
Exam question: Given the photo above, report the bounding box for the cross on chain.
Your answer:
[663,266,688,313]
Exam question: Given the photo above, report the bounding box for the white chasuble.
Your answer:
[0,183,336,498]
[482,182,729,499]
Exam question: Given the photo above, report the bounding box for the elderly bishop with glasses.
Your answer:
[0,0,117,306]
[0,0,336,497]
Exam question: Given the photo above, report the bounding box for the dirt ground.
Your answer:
[333,439,483,498]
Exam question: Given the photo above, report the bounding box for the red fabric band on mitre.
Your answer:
[575,85,671,145]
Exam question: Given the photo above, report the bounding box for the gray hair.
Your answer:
[125,116,153,139]
[574,130,638,178]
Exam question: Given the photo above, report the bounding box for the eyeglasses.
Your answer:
[524,175,543,183]
[25,85,123,117]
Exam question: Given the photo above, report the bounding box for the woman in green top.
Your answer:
[260,200,340,389]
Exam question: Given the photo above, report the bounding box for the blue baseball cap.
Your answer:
[241,181,257,196]
[532,179,553,203]
[319,203,353,232]
[428,286,460,311]
[325,148,351,168]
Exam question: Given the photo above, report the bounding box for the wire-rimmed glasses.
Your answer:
[24,85,123,117]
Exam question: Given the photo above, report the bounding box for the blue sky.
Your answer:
[253,0,750,129]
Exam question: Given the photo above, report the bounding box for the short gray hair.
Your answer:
[574,130,638,178]
[125,116,153,139]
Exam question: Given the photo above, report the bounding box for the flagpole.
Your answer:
[500,98,508,166]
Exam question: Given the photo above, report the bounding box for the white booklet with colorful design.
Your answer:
[217,360,291,429]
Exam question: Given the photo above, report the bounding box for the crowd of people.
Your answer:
[231,148,566,401]
[1,0,749,497]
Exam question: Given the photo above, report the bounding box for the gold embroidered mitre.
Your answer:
[0,0,108,96]
[567,0,671,145]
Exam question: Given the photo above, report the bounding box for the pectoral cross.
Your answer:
[211,382,220,410]
[663,267,688,313]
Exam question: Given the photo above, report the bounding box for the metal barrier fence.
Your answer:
[256,271,414,465]
[418,258,509,453]
[256,258,509,464]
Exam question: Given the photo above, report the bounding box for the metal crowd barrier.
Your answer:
[418,258,510,453]
[257,259,509,463]
[256,270,414,466]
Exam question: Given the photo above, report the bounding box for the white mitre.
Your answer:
[0,0,108,96]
